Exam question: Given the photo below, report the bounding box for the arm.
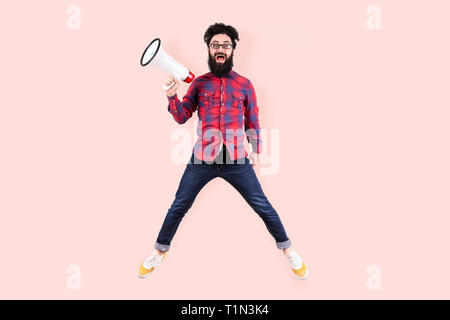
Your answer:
[245,81,263,154]
[167,78,198,124]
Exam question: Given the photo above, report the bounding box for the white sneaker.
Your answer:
[138,251,166,278]
[286,250,308,280]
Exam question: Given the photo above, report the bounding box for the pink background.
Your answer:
[1,0,449,299]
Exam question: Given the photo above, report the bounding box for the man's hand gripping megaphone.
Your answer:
[164,75,180,98]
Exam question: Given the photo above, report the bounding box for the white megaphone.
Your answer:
[140,38,195,91]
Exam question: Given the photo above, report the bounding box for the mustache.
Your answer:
[208,51,234,77]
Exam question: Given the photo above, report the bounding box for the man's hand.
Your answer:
[165,75,180,97]
[249,151,261,168]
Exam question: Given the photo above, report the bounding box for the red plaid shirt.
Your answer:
[167,70,262,162]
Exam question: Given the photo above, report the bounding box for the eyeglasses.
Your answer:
[209,43,233,50]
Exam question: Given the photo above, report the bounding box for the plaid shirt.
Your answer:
[167,70,262,162]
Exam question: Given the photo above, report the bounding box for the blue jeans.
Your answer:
[154,152,292,252]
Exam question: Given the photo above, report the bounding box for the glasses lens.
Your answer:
[210,43,232,49]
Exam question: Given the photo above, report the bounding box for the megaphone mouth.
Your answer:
[140,38,161,67]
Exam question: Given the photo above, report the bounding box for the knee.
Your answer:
[169,198,194,217]
[250,197,276,216]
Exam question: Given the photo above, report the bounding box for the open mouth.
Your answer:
[215,54,226,62]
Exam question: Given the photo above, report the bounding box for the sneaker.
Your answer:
[138,251,166,278]
[286,250,308,279]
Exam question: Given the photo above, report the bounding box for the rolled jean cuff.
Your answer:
[155,242,170,252]
[276,239,292,250]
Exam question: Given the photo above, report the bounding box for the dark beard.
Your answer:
[208,51,234,77]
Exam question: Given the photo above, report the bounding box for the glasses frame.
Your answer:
[209,43,234,50]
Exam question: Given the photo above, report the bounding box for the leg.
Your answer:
[220,159,292,250]
[155,155,217,252]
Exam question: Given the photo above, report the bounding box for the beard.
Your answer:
[208,51,234,77]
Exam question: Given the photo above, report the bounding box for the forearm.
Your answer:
[245,126,262,154]
[167,94,191,124]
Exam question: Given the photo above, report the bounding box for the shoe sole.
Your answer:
[294,268,309,280]
[137,271,154,279]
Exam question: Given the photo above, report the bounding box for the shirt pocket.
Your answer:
[198,91,214,108]
[231,91,244,112]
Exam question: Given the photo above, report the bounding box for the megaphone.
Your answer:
[140,38,195,91]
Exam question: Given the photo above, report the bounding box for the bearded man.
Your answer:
[138,23,308,280]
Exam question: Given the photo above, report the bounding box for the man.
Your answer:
[138,23,308,279]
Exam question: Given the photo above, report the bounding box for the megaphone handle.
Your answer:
[162,77,180,91]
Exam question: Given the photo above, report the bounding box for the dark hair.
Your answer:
[203,23,239,49]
